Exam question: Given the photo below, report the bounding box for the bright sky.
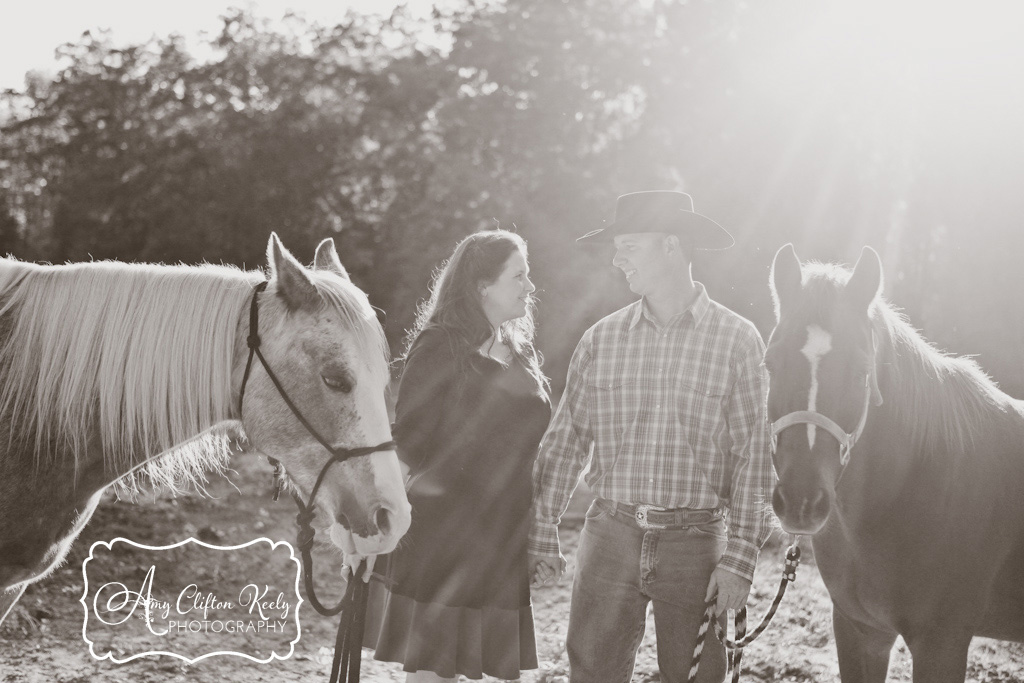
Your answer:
[0,0,433,91]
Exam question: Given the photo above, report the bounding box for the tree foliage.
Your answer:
[2,0,1022,394]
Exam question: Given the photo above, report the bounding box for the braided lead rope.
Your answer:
[687,602,712,683]
[730,607,747,683]
[687,543,802,683]
[713,545,801,649]
[688,604,749,683]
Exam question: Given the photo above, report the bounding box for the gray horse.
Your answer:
[0,234,410,624]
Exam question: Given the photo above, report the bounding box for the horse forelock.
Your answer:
[309,273,390,380]
[782,261,854,324]
[0,259,258,492]
[783,261,1013,458]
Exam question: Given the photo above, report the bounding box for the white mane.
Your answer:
[0,259,258,492]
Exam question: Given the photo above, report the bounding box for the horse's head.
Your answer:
[239,234,411,556]
[766,244,885,535]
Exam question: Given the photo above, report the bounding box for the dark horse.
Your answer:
[767,244,1024,682]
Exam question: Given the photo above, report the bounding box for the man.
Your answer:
[529,191,774,683]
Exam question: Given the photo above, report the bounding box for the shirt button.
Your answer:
[649,478,654,483]
[656,404,661,409]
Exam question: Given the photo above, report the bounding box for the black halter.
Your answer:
[238,280,395,682]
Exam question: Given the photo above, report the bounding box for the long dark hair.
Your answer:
[404,230,547,388]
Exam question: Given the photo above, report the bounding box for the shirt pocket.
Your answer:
[674,376,728,451]
[586,375,639,421]
[586,355,642,440]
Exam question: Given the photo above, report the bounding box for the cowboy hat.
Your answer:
[577,190,734,250]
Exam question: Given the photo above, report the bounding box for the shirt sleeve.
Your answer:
[528,332,594,558]
[719,329,775,581]
[393,327,455,476]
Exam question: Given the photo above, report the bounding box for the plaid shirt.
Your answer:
[530,284,774,580]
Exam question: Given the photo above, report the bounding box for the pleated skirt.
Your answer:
[364,577,537,680]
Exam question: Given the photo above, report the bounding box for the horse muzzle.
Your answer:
[329,502,410,556]
[772,482,831,535]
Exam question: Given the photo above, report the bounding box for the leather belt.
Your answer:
[596,498,722,530]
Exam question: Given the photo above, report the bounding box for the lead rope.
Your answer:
[687,542,802,683]
[239,280,388,683]
[329,561,369,683]
[289,462,380,683]
[729,606,747,682]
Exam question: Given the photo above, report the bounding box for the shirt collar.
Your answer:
[628,282,712,331]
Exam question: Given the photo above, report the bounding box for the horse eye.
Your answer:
[322,374,353,393]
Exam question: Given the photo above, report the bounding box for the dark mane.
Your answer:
[797,262,1016,457]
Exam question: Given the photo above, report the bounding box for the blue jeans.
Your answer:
[567,500,728,683]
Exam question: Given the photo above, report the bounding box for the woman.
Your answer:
[366,230,551,682]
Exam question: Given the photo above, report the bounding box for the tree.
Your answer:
[2,1,1022,393]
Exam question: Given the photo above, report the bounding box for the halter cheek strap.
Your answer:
[237,280,268,412]
[770,374,873,469]
[770,332,881,478]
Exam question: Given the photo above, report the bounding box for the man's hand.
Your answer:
[704,566,751,616]
[341,554,376,584]
[529,552,566,587]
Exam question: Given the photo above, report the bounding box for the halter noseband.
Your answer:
[769,333,880,479]
[238,280,395,615]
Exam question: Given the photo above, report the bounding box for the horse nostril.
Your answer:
[374,506,391,536]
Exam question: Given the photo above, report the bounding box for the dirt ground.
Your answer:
[2,450,1023,683]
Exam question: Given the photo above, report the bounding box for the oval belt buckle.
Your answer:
[635,504,653,529]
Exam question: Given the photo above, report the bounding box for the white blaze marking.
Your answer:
[800,324,833,448]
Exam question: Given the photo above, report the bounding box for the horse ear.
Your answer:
[313,237,350,280]
[770,243,802,320]
[845,246,883,313]
[267,233,319,310]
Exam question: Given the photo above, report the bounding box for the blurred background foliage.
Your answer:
[2,0,1022,395]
